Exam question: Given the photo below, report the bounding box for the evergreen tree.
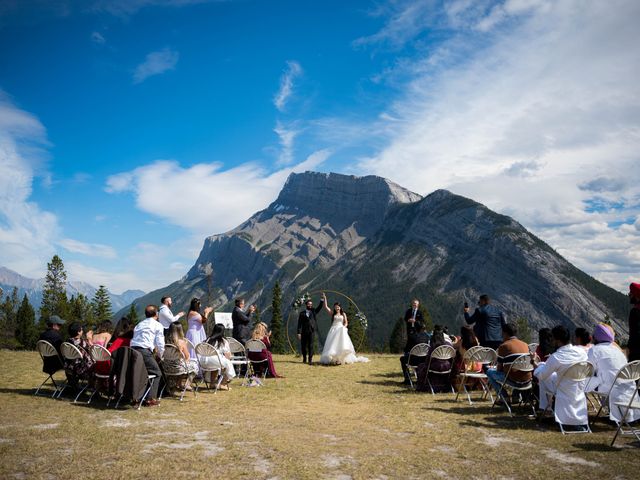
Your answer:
[40,255,69,323]
[0,287,20,348]
[418,304,433,333]
[69,294,95,328]
[269,281,286,353]
[346,302,369,352]
[128,303,139,324]
[92,285,113,324]
[15,294,38,349]
[253,305,261,326]
[515,317,533,344]
[389,317,406,353]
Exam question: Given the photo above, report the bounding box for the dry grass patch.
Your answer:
[0,350,638,479]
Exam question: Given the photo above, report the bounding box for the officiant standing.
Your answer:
[297,293,325,364]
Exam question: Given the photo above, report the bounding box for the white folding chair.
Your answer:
[491,353,536,417]
[161,344,198,401]
[455,346,497,404]
[59,342,92,402]
[226,337,250,385]
[405,343,430,390]
[34,340,65,397]
[538,361,594,434]
[424,345,456,395]
[87,345,112,404]
[195,342,226,393]
[589,360,640,424]
[245,339,269,383]
[611,360,640,446]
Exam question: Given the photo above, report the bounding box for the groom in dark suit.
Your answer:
[297,293,325,364]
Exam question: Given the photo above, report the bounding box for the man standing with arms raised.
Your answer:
[232,298,255,345]
[158,296,184,332]
[297,292,326,364]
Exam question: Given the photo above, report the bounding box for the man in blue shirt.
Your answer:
[464,294,506,350]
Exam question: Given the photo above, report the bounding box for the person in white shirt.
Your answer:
[158,296,184,331]
[130,305,165,405]
[534,325,589,428]
[586,324,639,423]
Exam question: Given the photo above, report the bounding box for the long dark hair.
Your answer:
[430,325,446,348]
[189,297,201,314]
[538,328,555,357]
[459,325,478,350]
[332,302,342,316]
[112,317,134,339]
[207,323,225,348]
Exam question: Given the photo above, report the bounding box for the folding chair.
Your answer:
[611,361,640,446]
[186,338,196,353]
[528,343,538,354]
[194,342,226,393]
[455,346,497,404]
[491,353,536,417]
[34,340,65,397]
[245,339,269,383]
[59,342,92,402]
[424,345,456,395]
[538,361,594,434]
[590,360,640,424]
[110,347,157,410]
[160,344,198,401]
[226,337,249,384]
[87,344,112,404]
[405,343,430,390]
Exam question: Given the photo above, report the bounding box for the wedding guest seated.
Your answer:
[586,324,639,424]
[166,323,198,391]
[91,321,113,347]
[486,323,531,401]
[64,322,95,387]
[247,322,284,378]
[38,315,65,374]
[203,324,236,390]
[400,321,430,385]
[108,317,134,353]
[534,325,589,430]
[416,326,453,392]
[452,325,482,390]
[130,305,165,406]
[574,327,593,350]
[534,327,554,362]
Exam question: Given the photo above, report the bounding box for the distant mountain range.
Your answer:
[119,171,630,347]
[0,266,145,314]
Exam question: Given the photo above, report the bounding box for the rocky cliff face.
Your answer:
[120,171,629,346]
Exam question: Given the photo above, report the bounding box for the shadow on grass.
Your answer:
[571,442,625,452]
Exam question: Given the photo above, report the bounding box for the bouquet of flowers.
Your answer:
[355,311,368,330]
[292,292,312,309]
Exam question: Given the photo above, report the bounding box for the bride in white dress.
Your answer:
[320,298,369,365]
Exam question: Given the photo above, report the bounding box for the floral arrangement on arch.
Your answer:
[292,292,312,309]
[354,311,368,330]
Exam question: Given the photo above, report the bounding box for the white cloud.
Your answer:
[90,31,105,44]
[133,47,179,84]
[273,60,302,111]
[105,150,331,234]
[59,238,117,259]
[0,91,59,278]
[354,0,640,291]
[274,121,299,166]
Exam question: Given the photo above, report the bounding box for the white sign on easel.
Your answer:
[213,312,233,329]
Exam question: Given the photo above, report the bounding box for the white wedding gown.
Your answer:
[320,314,369,365]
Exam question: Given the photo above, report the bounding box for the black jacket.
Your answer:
[232,306,253,344]
[404,307,425,334]
[404,331,431,354]
[297,301,324,336]
[38,329,63,374]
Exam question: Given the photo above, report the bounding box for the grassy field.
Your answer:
[0,350,638,479]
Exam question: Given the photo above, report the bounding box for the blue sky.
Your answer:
[0,0,639,293]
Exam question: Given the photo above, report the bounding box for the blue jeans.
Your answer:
[486,368,507,399]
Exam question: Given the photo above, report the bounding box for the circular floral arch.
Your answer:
[285,289,368,354]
